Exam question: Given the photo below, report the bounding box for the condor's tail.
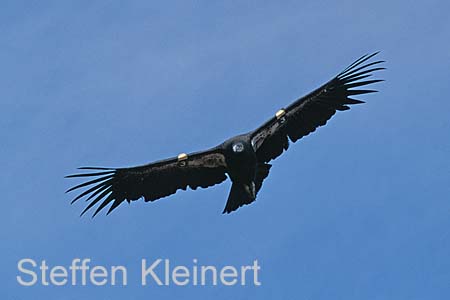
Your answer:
[222,163,271,213]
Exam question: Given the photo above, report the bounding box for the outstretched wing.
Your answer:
[251,52,385,163]
[66,147,228,217]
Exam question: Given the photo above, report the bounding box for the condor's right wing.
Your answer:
[66,147,228,217]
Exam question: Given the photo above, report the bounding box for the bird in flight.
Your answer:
[66,52,384,217]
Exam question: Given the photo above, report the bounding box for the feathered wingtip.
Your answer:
[65,166,124,218]
[338,52,385,90]
[332,51,386,107]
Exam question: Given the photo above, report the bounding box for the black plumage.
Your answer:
[66,52,384,217]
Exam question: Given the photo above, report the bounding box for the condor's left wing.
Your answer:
[251,52,385,163]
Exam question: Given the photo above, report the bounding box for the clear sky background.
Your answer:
[1,1,449,299]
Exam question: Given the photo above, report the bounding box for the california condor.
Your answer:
[66,52,384,217]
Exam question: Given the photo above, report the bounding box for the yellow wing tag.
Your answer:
[275,109,286,119]
[177,153,188,161]
[177,153,188,166]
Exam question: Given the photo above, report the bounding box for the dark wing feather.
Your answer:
[251,52,385,163]
[66,147,228,217]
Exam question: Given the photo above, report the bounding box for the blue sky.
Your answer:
[1,1,449,299]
